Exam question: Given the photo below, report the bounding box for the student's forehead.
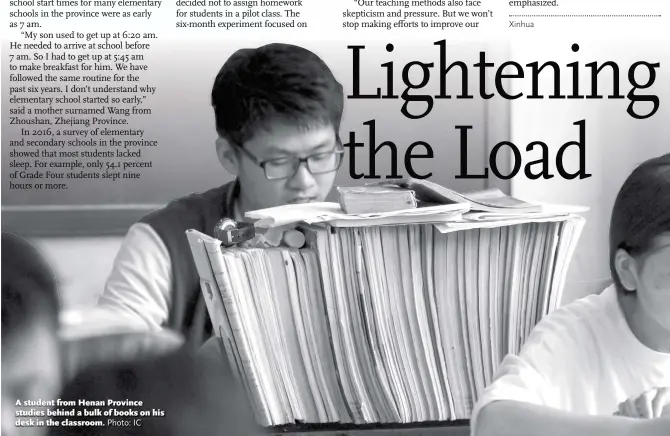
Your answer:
[245,122,335,156]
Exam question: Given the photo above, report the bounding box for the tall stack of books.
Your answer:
[187,200,584,427]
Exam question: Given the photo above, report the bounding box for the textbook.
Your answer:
[337,185,418,215]
[187,211,585,426]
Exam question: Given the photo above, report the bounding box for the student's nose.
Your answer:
[287,161,317,191]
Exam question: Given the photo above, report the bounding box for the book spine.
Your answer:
[215,250,272,426]
[305,225,356,424]
[199,278,242,382]
[192,234,245,387]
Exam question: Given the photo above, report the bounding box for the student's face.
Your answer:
[232,122,339,211]
[634,233,670,330]
[1,322,61,436]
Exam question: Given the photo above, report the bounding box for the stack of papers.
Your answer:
[369,179,542,214]
[186,214,585,427]
[245,201,586,229]
[246,202,470,229]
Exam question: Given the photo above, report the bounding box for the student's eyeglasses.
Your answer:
[231,142,344,180]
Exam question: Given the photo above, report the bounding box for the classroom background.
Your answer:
[2,39,669,328]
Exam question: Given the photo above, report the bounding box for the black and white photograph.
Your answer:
[2,2,670,435]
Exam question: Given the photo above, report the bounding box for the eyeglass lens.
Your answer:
[265,152,341,179]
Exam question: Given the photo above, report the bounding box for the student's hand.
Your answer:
[615,387,670,419]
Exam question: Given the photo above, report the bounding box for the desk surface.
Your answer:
[269,421,470,435]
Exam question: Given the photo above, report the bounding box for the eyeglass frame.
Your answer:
[227,137,345,180]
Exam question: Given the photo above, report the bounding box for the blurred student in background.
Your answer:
[2,232,189,436]
[471,153,670,436]
[98,43,345,345]
[52,348,261,436]
[2,232,62,436]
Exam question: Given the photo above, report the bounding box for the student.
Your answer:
[471,153,670,436]
[1,233,62,436]
[51,348,261,436]
[98,43,345,344]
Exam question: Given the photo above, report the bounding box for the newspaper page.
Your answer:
[2,0,670,435]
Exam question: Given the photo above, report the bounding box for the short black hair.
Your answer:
[609,153,670,293]
[1,232,59,341]
[211,43,343,145]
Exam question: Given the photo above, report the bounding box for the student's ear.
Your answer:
[614,248,639,292]
[215,136,239,176]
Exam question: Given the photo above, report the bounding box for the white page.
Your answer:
[338,229,381,423]
[289,250,326,422]
[409,224,445,421]
[264,249,304,423]
[487,227,502,376]
[538,223,561,320]
[254,250,293,424]
[515,224,533,354]
[506,225,524,357]
[301,250,339,423]
[221,251,273,426]
[237,250,286,425]
[308,227,356,424]
[525,225,547,343]
[361,227,407,423]
[515,225,534,355]
[433,229,464,418]
[351,229,396,423]
[246,201,469,228]
[434,213,586,234]
[380,226,421,423]
[463,229,485,399]
[397,225,431,422]
[278,249,317,422]
[420,224,454,421]
[453,231,476,415]
[477,228,492,389]
[328,228,368,423]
